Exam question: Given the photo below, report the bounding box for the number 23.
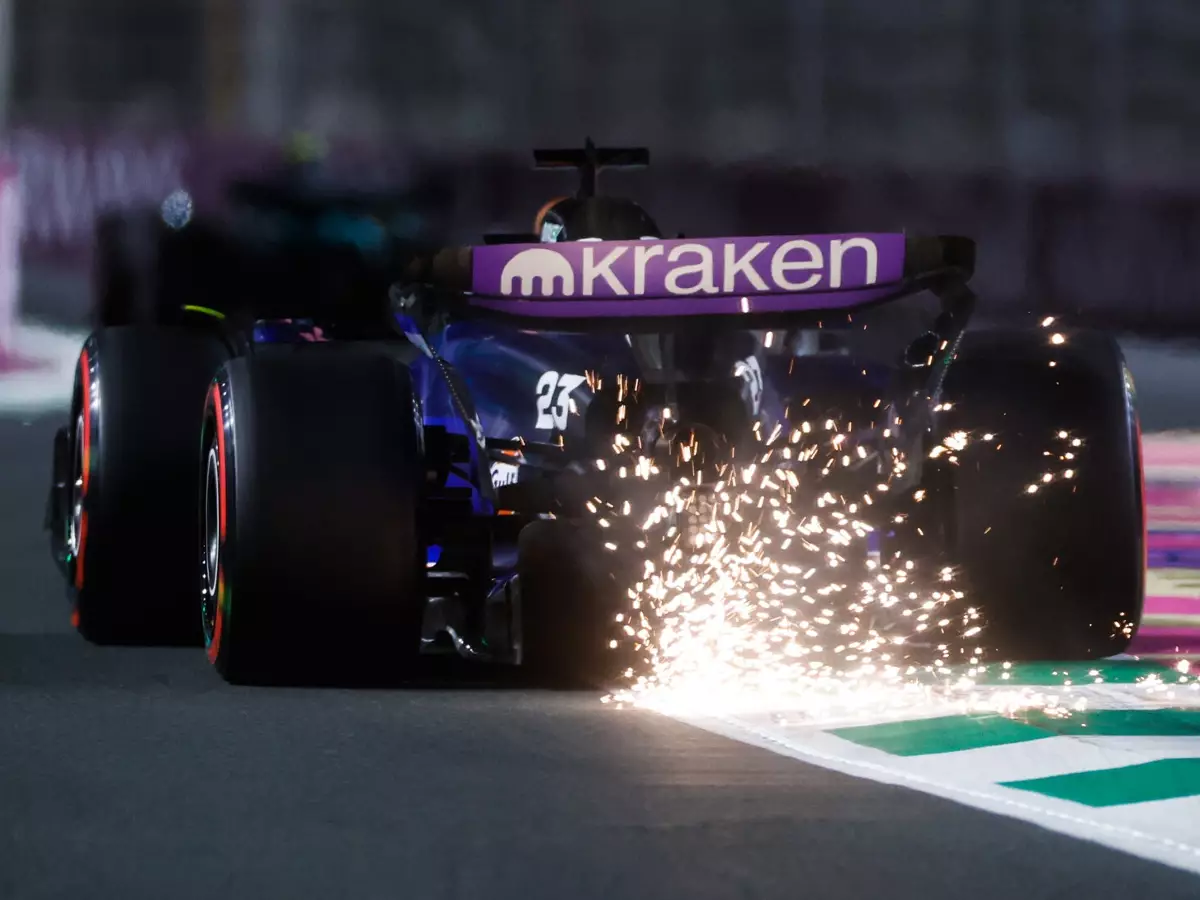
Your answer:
[535,371,587,431]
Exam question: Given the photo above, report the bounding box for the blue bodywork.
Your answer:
[253,315,893,494]
[414,323,889,452]
[415,321,639,446]
[246,307,902,662]
[414,319,888,569]
[251,309,897,604]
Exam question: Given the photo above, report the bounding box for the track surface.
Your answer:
[5,411,1200,899]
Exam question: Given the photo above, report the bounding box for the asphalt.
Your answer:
[5,396,1200,897]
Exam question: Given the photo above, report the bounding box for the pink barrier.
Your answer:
[1133,434,1200,655]
[1145,442,1200,459]
[1150,533,1200,550]
[1145,485,1200,507]
[1143,441,1200,468]
[1143,596,1200,618]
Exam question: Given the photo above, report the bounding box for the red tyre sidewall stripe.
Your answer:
[207,383,229,663]
[73,347,93,592]
[72,512,88,592]
[213,383,228,540]
[80,349,92,494]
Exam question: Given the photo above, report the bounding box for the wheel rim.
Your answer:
[201,441,221,641]
[66,412,85,556]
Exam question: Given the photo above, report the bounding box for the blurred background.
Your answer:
[2,0,1200,332]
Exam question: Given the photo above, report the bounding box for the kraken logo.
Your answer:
[499,247,576,297]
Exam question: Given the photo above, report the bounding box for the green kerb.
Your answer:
[831,709,1200,757]
[830,715,1046,756]
[1003,758,1200,807]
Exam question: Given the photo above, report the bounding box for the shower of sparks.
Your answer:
[1025,428,1083,496]
[589,419,977,716]
[578,393,1147,721]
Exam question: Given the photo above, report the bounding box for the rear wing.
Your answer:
[404,232,975,329]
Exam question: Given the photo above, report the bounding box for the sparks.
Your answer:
[579,384,1098,720]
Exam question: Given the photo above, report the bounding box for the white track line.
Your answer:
[660,707,1200,878]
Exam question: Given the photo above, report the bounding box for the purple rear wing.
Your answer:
[409,233,974,322]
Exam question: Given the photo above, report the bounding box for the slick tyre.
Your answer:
[62,326,229,644]
[202,343,425,685]
[936,328,1144,660]
[516,519,631,688]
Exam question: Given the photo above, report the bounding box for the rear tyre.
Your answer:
[202,343,426,685]
[516,519,631,688]
[58,326,229,644]
[936,328,1144,660]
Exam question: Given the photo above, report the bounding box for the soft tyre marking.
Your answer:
[206,383,229,664]
[73,348,92,593]
[72,511,88,592]
[79,349,91,494]
[212,384,227,540]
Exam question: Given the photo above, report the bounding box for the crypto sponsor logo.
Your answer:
[500,247,576,296]
[477,234,904,300]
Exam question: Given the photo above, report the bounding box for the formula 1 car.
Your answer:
[45,141,1145,686]
[91,133,453,331]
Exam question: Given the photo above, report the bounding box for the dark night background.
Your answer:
[3,0,1200,333]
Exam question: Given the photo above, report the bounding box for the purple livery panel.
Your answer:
[469,233,906,316]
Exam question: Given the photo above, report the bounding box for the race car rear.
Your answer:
[391,231,1143,682]
[46,216,1143,686]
